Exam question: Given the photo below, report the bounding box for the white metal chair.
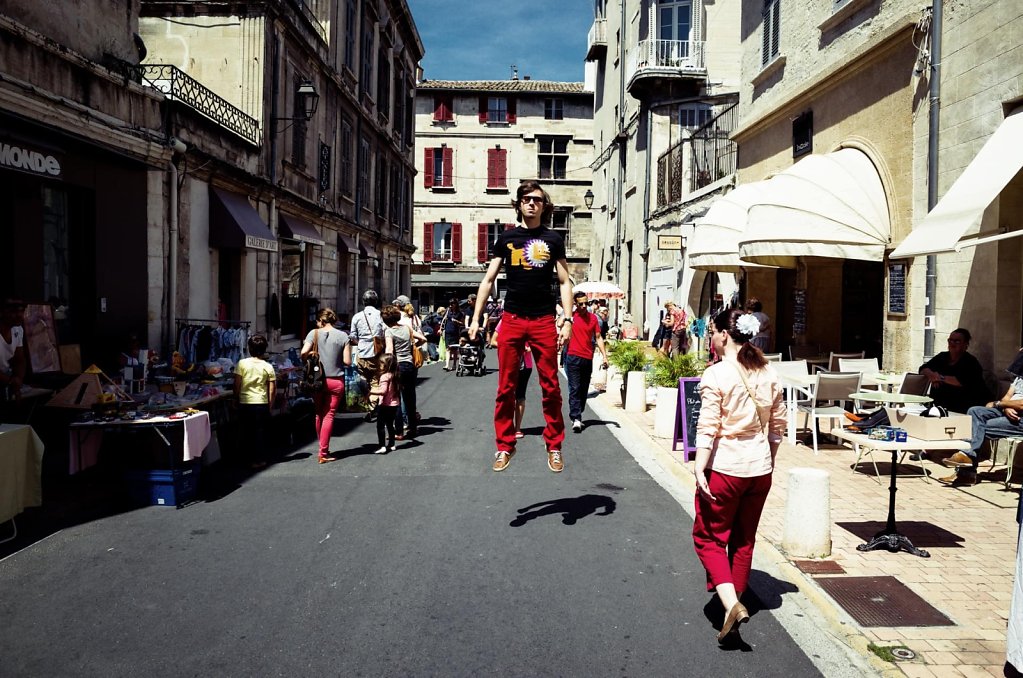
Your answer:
[837,357,880,374]
[898,372,930,396]
[824,351,865,373]
[798,372,862,454]
[773,359,814,412]
[762,352,783,362]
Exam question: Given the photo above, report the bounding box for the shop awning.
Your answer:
[891,110,1023,258]
[411,271,481,288]
[688,181,775,272]
[279,214,325,246]
[337,233,358,253]
[209,187,278,252]
[738,148,890,267]
[359,241,380,259]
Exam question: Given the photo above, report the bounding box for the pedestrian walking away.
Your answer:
[563,290,608,433]
[370,354,401,454]
[301,308,352,464]
[383,304,426,439]
[691,308,786,642]
[350,290,385,418]
[469,180,573,473]
[233,333,276,469]
[442,298,464,371]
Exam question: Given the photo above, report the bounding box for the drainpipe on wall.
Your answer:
[641,104,652,317]
[613,0,628,326]
[924,0,942,360]
[167,158,178,353]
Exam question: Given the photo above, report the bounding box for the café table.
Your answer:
[0,424,45,544]
[831,427,970,558]
[860,372,905,392]
[849,391,932,408]
[778,372,816,444]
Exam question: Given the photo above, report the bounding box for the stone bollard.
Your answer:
[624,371,647,413]
[782,467,832,558]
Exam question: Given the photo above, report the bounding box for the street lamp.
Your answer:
[583,188,595,209]
[272,80,320,132]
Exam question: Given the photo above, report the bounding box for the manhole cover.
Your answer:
[890,648,916,660]
[793,559,846,575]
[817,576,953,627]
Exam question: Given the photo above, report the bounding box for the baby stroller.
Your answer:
[456,343,486,377]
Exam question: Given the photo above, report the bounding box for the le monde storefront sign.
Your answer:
[0,140,63,178]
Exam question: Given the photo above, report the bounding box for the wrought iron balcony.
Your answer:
[625,39,706,99]
[141,64,261,146]
[586,18,607,61]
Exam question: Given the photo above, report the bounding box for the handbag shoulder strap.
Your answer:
[729,361,768,431]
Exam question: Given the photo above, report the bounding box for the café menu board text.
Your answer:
[888,262,907,316]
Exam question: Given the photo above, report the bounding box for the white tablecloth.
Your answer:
[0,424,44,523]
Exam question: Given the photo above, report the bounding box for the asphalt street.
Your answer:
[1,360,825,677]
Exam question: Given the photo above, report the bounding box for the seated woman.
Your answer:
[919,328,990,414]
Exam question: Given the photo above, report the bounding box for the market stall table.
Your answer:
[1,386,54,425]
[0,424,45,544]
[69,411,211,475]
[831,427,971,557]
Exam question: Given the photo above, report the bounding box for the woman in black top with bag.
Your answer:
[301,308,351,464]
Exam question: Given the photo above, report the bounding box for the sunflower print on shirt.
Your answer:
[520,238,551,269]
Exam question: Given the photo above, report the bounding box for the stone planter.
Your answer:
[653,386,679,439]
[624,371,647,412]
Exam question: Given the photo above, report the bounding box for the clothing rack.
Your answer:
[176,318,251,327]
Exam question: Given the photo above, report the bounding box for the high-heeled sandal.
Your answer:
[318,454,333,464]
[717,602,749,641]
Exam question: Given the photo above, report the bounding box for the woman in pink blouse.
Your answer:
[692,307,786,642]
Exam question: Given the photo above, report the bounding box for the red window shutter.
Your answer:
[424,148,434,187]
[452,222,462,263]
[507,98,517,124]
[442,147,453,187]
[486,149,497,188]
[479,96,488,123]
[496,148,507,187]
[433,97,443,121]
[478,223,489,263]
[423,223,434,262]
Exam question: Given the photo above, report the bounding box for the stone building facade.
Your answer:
[585,0,742,337]
[724,0,1022,380]
[1,0,422,370]
[411,79,595,312]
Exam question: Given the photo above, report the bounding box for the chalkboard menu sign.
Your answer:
[792,288,807,336]
[673,377,703,460]
[888,262,907,316]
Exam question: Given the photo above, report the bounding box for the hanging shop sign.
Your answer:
[0,139,62,178]
[657,235,683,250]
[410,263,431,276]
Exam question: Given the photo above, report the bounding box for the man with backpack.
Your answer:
[350,290,385,417]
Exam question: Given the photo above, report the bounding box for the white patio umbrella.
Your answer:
[573,281,626,300]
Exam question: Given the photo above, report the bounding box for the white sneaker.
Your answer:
[572,420,583,433]
[374,446,388,455]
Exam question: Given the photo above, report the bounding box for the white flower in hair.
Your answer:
[736,313,761,337]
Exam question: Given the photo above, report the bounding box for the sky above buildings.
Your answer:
[408,0,593,83]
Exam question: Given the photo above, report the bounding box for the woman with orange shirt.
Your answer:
[692,308,786,642]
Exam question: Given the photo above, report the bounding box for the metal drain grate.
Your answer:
[817,576,953,627]
[793,559,846,575]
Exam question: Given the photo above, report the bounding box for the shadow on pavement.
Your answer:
[582,418,621,429]
[836,520,965,548]
[509,494,617,526]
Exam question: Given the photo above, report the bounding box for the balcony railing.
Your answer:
[655,102,738,208]
[586,18,607,60]
[625,39,706,84]
[141,64,261,146]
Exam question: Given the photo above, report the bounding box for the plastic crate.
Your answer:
[124,461,200,507]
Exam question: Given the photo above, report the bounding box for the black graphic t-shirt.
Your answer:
[493,225,566,317]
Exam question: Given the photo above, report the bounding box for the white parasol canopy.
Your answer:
[573,281,626,299]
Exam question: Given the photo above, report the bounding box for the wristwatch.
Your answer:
[562,318,573,324]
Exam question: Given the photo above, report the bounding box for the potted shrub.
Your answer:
[607,340,650,408]
[650,352,706,439]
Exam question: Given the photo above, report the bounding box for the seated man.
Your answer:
[0,297,27,400]
[919,328,990,414]
[939,374,1023,486]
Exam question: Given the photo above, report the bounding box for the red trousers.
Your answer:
[494,312,564,452]
[692,470,773,596]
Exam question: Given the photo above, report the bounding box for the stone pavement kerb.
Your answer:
[586,392,896,678]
